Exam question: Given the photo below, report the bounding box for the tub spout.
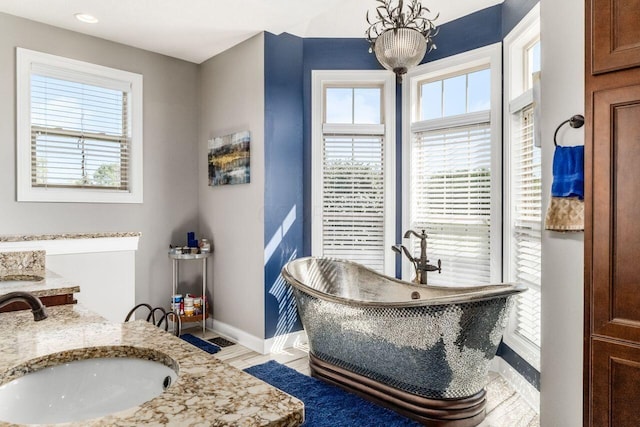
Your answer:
[0,291,48,321]
[403,230,422,239]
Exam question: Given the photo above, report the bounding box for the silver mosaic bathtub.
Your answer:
[282,257,526,425]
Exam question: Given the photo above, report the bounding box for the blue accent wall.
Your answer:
[502,0,539,36]
[394,83,403,279]
[263,32,304,339]
[423,5,502,63]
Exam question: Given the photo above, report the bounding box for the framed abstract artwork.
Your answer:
[208,130,250,186]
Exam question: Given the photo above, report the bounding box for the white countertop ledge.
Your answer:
[0,232,141,255]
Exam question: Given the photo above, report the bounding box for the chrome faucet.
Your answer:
[392,229,441,285]
[0,291,48,321]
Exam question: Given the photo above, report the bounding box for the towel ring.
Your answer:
[554,114,584,146]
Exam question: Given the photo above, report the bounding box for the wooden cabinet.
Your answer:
[591,338,640,427]
[591,84,640,343]
[585,1,640,425]
[591,0,640,74]
[0,293,76,313]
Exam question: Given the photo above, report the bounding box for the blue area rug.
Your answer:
[244,360,420,426]
[180,333,221,354]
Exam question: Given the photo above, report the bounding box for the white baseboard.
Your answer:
[206,318,265,353]
[490,356,540,412]
[204,318,307,355]
[264,330,308,354]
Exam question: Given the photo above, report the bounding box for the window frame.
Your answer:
[402,43,503,284]
[16,48,143,203]
[503,4,541,370]
[311,70,396,275]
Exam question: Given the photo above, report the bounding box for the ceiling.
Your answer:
[0,0,504,64]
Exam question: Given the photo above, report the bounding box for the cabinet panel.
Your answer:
[0,293,75,312]
[591,338,640,427]
[592,84,640,342]
[592,0,640,74]
[612,103,640,322]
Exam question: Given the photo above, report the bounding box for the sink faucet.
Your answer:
[0,291,48,321]
[392,229,441,285]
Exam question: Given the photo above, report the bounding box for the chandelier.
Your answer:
[366,0,438,83]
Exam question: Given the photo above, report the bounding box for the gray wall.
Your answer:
[0,13,201,311]
[198,34,265,339]
[540,0,584,424]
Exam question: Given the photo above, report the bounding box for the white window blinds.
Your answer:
[322,134,386,272]
[410,122,492,286]
[30,73,130,190]
[511,105,541,347]
[312,72,394,275]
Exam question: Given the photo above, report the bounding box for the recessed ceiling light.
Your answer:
[74,13,99,24]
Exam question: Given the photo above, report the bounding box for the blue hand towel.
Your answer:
[551,145,584,200]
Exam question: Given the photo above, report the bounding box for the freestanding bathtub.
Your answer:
[281,257,527,427]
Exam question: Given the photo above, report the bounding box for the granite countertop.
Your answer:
[0,305,304,426]
[0,269,79,298]
[0,232,141,242]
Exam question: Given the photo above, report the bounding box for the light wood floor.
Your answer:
[187,328,539,427]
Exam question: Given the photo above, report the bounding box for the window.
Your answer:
[16,48,143,203]
[312,71,395,275]
[419,68,491,120]
[503,4,541,369]
[403,44,502,286]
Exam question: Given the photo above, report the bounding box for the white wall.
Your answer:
[0,13,201,312]
[540,0,584,424]
[198,34,266,341]
[48,252,135,322]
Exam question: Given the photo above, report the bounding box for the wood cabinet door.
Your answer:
[591,338,640,427]
[591,0,640,74]
[591,84,640,343]
[589,83,640,426]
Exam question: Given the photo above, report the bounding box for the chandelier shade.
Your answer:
[366,0,438,83]
[374,28,427,81]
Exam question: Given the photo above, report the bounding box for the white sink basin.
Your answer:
[0,356,178,424]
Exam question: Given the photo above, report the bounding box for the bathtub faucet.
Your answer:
[393,229,441,285]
